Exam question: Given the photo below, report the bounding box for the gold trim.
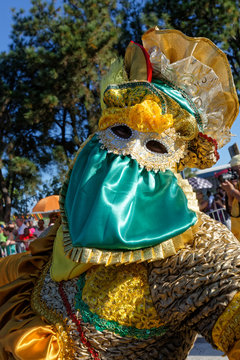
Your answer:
[60,218,200,266]
[31,260,65,326]
[175,174,200,213]
[82,263,164,329]
[212,292,240,353]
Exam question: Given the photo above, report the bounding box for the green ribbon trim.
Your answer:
[152,78,203,130]
[75,273,168,339]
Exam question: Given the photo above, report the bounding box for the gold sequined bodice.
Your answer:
[82,263,163,329]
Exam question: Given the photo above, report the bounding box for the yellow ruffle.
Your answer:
[50,217,200,282]
[99,99,173,134]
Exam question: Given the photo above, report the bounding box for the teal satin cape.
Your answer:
[64,136,197,250]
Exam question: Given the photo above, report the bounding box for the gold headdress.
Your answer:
[99,28,239,170]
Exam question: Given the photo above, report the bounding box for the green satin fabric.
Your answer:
[152,79,196,117]
[64,136,197,250]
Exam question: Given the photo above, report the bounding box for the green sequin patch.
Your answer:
[75,273,168,339]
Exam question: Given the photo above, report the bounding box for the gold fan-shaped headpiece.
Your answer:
[142,28,239,147]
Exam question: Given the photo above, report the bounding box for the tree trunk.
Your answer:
[0,169,11,223]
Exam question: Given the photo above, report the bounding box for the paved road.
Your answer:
[187,336,227,360]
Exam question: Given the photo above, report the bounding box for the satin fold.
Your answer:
[228,340,240,360]
[51,225,92,281]
[0,221,61,360]
[152,79,196,118]
[65,136,197,250]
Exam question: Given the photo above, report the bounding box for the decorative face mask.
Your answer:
[97,123,187,173]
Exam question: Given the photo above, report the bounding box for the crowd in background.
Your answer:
[0,212,59,257]
[196,187,231,229]
[195,154,240,239]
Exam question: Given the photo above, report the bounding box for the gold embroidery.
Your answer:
[178,133,219,170]
[212,292,240,353]
[31,261,65,326]
[56,323,75,360]
[103,83,166,110]
[101,83,198,142]
[82,263,162,329]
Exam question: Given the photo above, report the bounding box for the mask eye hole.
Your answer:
[146,140,168,154]
[111,125,132,139]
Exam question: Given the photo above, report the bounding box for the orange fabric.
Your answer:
[228,340,240,360]
[0,220,61,360]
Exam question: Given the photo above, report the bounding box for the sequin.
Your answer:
[75,264,168,339]
[97,127,187,172]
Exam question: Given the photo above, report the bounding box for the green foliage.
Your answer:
[0,0,121,221]
[183,168,197,179]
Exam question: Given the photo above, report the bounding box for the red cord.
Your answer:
[58,282,100,360]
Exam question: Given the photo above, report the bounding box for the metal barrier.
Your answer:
[0,243,26,257]
[206,207,231,229]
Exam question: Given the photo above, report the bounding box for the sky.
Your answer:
[0,0,239,167]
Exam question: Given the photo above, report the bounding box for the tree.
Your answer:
[0,0,121,221]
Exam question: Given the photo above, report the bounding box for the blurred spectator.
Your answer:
[0,224,7,257]
[19,228,36,251]
[4,226,16,243]
[209,188,231,229]
[0,224,7,244]
[16,218,27,236]
[27,219,36,236]
[196,191,209,212]
[15,218,27,253]
[221,154,240,240]
[214,188,225,209]
[206,190,215,210]
[34,219,45,237]
[3,226,17,256]
[48,212,60,226]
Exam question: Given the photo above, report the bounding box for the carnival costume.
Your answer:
[1,28,240,360]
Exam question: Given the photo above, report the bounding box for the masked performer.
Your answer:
[1,28,240,360]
